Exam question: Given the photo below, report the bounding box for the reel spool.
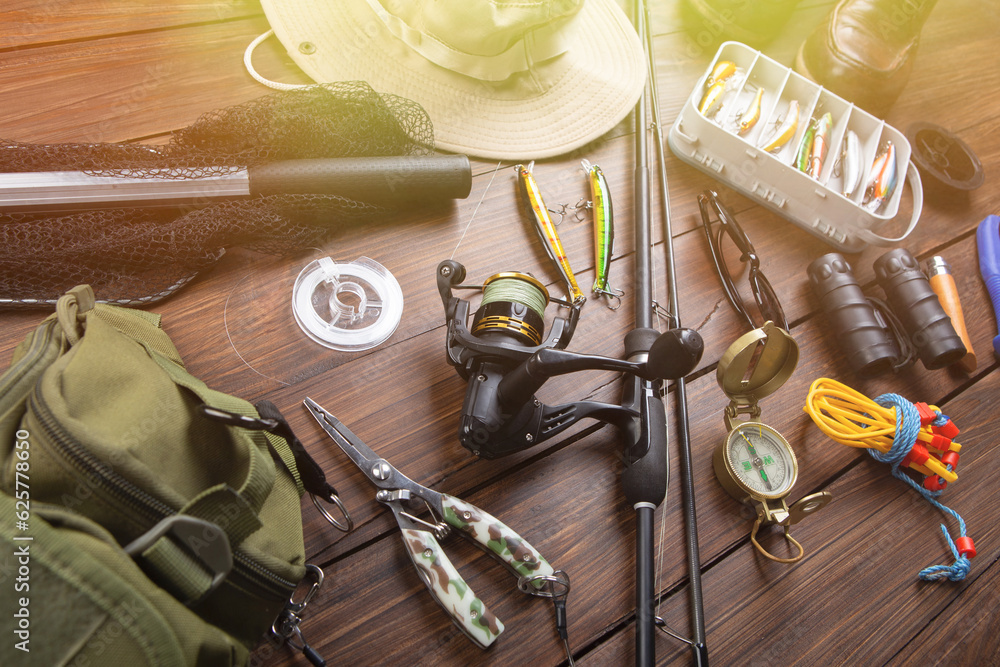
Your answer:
[471,272,549,346]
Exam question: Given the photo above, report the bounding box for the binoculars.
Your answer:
[807,248,966,376]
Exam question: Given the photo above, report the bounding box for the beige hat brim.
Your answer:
[260,0,646,160]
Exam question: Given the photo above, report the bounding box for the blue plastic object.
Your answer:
[976,215,1000,357]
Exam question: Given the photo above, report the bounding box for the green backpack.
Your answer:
[0,286,332,666]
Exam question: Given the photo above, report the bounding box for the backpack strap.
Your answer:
[143,347,276,521]
[128,345,279,605]
[255,399,334,500]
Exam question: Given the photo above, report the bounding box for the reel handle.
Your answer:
[497,328,703,413]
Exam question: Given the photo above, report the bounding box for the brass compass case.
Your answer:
[713,322,830,562]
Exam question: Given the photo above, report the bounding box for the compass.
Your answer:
[713,322,831,563]
[717,422,796,500]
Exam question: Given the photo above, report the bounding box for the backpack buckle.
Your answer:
[125,514,233,605]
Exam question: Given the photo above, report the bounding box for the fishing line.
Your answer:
[224,269,292,387]
[652,502,693,646]
[450,161,503,260]
[481,276,548,317]
[291,256,404,352]
[473,272,549,346]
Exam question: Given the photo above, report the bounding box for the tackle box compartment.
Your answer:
[668,41,922,253]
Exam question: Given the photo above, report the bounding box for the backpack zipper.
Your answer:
[28,388,297,600]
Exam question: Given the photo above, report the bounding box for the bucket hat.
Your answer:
[248,0,647,159]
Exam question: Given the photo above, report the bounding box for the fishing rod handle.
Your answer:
[248,155,472,203]
[619,326,703,504]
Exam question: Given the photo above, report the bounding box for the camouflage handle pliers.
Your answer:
[304,398,564,649]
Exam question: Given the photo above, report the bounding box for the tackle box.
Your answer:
[668,41,922,253]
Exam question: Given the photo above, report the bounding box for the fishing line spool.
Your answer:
[472,272,549,346]
[292,256,403,352]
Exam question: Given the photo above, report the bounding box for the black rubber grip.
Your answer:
[248,155,472,203]
[622,377,669,507]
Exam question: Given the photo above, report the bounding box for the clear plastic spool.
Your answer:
[292,256,403,351]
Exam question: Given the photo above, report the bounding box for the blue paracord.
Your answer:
[931,408,951,428]
[870,394,971,581]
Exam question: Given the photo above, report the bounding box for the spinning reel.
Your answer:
[436,259,704,460]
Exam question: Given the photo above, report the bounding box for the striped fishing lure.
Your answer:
[582,160,621,306]
[808,112,834,179]
[862,142,898,213]
[515,162,585,304]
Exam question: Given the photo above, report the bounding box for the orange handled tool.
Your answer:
[925,256,977,372]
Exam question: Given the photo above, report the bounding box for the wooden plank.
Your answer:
[249,227,997,664]
[1,1,261,49]
[0,1,998,666]
[0,15,310,143]
[888,559,1000,664]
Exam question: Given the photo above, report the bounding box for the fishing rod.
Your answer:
[624,0,662,663]
[433,7,706,662]
[640,0,710,663]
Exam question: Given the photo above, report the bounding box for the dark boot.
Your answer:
[794,0,940,116]
[681,0,801,52]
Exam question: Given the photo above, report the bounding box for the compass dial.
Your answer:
[723,422,797,499]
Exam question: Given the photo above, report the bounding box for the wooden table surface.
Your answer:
[3,1,999,665]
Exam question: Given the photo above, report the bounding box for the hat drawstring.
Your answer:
[244,30,311,91]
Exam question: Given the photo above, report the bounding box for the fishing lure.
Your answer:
[737,86,764,135]
[862,141,898,213]
[759,99,800,153]
[515,163,585,304]
[807,112,833,179]
[706,60,737,88]
[840,129,863,198]
[698,80,727,117]
[794,117,816,172]
[582,160,621,307]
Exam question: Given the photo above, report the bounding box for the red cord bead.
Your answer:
[931,419,960,440]
[914,402,935,426]
[940,450,960,471]
[955,536,976,559]
[926,433,952,453]
[923,476,947,492]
